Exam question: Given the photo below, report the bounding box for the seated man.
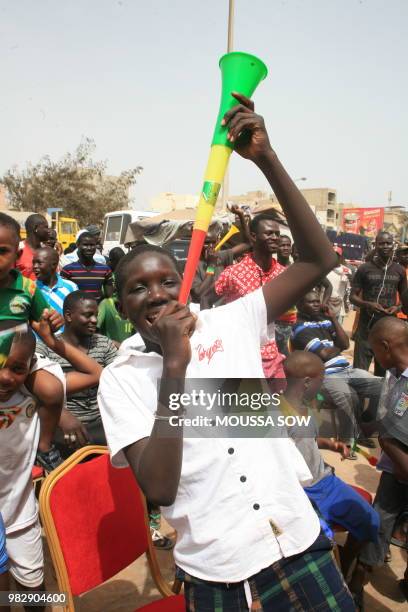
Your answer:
[292,290,381,451]
[36,291,117,450]
[283,351,380,582]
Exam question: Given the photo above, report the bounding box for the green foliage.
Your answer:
[0,138,143,226]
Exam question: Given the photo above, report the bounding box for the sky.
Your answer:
[0,0,407,210]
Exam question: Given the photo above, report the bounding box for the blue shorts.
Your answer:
[304,473,380,542]
[0,512,8,574]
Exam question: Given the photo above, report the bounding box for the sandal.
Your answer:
[346,448,357,460]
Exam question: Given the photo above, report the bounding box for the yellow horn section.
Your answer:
[214,224,240,251]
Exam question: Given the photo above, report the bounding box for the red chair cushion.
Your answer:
[350,485,373,504]
[32,465,44,480]
[136,595,185,611]
[49,454,148,595]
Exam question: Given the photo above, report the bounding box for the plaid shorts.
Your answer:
[176,532,355,611]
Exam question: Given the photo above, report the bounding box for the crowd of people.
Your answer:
[0,95,407,611]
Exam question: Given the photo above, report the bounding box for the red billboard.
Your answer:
[341,207,384,237]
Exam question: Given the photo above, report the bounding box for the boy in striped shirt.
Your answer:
[292,290,381,451]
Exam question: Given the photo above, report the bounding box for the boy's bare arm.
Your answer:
[222,93,337,323]
[38,314,103,394]
[317,438,350,459]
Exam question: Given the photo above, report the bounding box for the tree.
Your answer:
[0,138,143,226]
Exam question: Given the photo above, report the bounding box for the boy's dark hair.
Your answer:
[249,213,277,234]
[296,289,319,310]
[280,234,292,243]
[115,244,181,299]
[13,327,36,356]
[25,213,47,234]
[76,232,94,246]
[108,247,125,270]
[0,212,21,242]
[63,290,97,316]
[375,230,393,243]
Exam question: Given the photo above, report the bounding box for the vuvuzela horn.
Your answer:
[178,52,267,304]
[214,224,240,252]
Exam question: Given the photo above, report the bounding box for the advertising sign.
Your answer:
[341,207,384,237]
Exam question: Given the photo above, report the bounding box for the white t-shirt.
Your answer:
[327,265,351,317]
[0,358,64,534]
[60,249,106,269]
[98,288,320,582]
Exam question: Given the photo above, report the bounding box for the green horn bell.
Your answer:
[211,51,268,148]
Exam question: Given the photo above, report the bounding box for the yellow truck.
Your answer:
[6,210,79,249]
[49,212,79,250]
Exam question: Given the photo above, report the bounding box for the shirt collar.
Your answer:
[37,273,63,291]
[245,253,278,272]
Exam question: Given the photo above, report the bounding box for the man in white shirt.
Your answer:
[326,247,351,325]
[60,226,106,268]
[98,94,354,610]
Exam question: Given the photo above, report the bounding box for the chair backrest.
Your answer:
[40,446,148,597]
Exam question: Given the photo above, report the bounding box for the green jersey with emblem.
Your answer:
[0,270,48,366]
[0,269,48,324]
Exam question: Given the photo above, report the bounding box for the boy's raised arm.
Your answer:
[223,93,337,323]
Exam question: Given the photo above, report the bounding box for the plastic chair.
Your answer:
[39,445,184,611]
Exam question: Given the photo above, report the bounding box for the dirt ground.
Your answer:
[12,312,408,611]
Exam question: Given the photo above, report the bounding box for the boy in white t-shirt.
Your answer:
[98,95,355,610]
[0,329,62,608]
[0,322,102,609]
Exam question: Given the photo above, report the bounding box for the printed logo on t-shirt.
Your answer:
[394,392,408,417]
[0,405,23,429]
[0,399,36,429]
[195,339,224,364]
[9,295,29,315]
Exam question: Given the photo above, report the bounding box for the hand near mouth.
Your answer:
[149,301,197,371]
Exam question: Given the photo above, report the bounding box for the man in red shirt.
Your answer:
[215,213,286,379]
[17,214,49,280]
